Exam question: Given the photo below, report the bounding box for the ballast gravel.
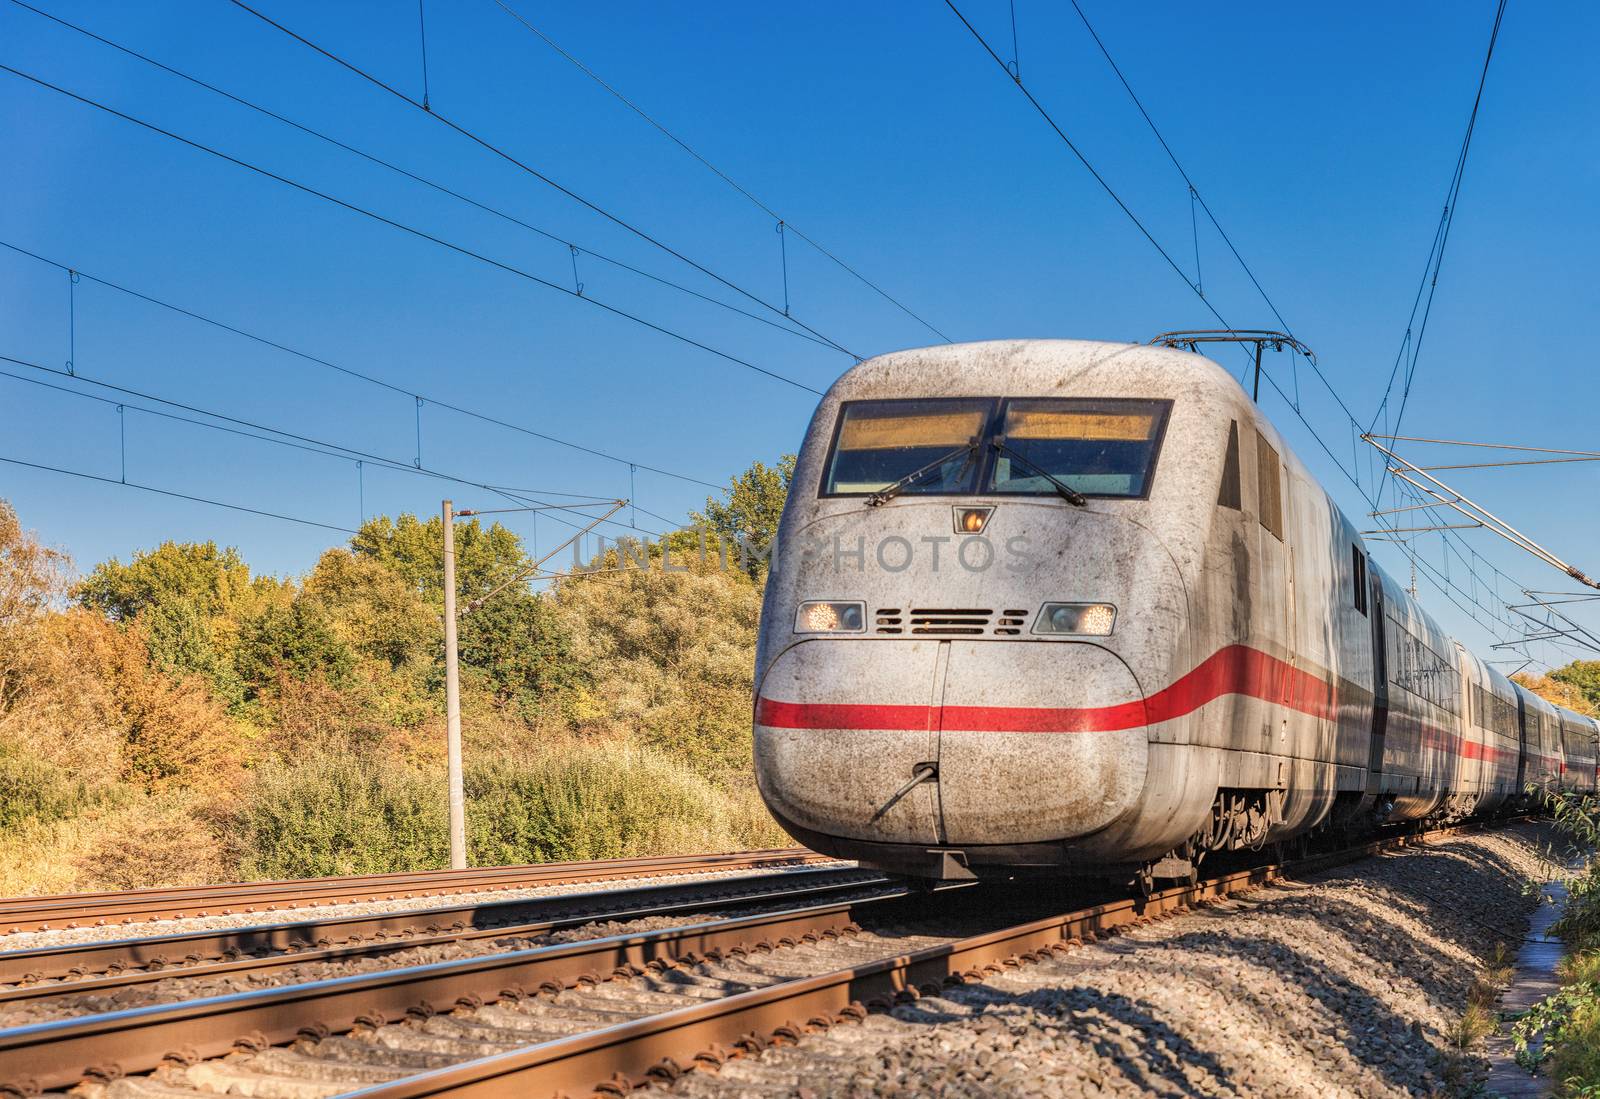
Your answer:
[661,824,1559,1098]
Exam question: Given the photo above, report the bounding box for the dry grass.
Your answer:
[74,800,226,890]
[0,814,108,895]
[0,796,225,895]
[1436,942,1515,1094]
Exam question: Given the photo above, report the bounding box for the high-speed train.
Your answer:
[752,339,1598,883]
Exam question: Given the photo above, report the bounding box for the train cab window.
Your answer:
[987,398,1171,499]
[1352,547,1368,615]
[822,398,993,495]
[1217,421,1242,510]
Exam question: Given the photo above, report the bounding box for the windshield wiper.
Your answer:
[867,439,980,507]
[990,438,1088,506]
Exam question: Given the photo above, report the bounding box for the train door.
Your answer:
[1455,645,1480,802]
[1365,575,1389,794]
[1254,431,1291,757]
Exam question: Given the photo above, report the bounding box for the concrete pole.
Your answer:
[441,499,467,870]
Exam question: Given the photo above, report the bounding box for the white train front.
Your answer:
[752,339,1598,882]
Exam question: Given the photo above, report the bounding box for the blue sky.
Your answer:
[2,1,1596,668]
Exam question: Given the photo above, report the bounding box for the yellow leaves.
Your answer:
[0,607,247,796]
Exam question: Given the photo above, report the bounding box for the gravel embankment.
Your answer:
[662,824,1558,1098]
[0,861,850,952]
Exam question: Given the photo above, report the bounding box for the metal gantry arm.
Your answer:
[457,499,627,613]
[1361,434,1600,590]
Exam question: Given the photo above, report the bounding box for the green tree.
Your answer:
[234,599,354,700]
[73,540,281,704]
[557,550,761,774]
[1551,661,1600,715]
[75,541,255,623]
[457,593,581,720]
[351,513,579,719]
[301,549,434,673]
[694,455,795,578]
[351,513,529,604]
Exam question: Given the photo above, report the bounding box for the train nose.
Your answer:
[753,638,1148,853]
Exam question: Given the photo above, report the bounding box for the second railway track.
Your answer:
[0,851,830,935]
[0,867,884,992]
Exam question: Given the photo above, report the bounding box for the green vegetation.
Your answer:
[1509,788,1600,1095]
[0,460,792,892]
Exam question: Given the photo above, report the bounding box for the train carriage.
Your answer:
[1459,653,1526,815]
[1518,687,1565,793]
[1557,709,1599,793]
[753,339,1593,882]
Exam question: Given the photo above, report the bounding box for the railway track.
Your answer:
[0,850,829,934]
[0,821,1508,1099]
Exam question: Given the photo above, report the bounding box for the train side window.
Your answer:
[1255,430,1283,539]
[1217,421,1242,509]
[1352,547,1368,615]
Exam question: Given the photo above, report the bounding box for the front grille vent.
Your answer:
[908,608,991,635]
[994,609,1029,636]
[873,607,1032,636]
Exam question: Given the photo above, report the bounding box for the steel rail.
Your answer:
[340,822,1514,1099]
[0,849,826,933]
[0,887,942,1093]
[0,867,880,988]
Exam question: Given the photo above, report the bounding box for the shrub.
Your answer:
[466,741,787,866]
[232,751,446,878]
[0,752,95,830]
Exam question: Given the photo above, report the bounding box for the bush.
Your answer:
[0,752,95,830]
[466,741,787,865]
[233,751,446,878]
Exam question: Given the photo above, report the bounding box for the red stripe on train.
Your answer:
[756,643,1537,772]
[756,643,1332,734]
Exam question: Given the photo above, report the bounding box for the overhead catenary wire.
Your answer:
[224,0,860,362]
[0,355,677,547]
[0,64,825,397]
[482,0,952,344]
[0,241,725,492]
[943,0,1240,337]
[2,0,845,357]
[1369,0,1509,508]
[0,453,357,534]
[1063,0,1364,435]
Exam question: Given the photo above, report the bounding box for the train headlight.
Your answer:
[1034,602,1116,636]
[954,506,993,534]
[796,600,866,634]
